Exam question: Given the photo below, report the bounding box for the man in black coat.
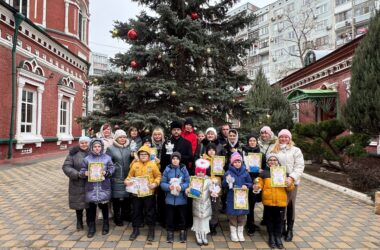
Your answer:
[158,120,194,228]
[217,123,231,147]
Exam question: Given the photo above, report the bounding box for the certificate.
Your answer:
[233,188,249,210]
[270,166,287,187]
[88,162,104,182]
[245,153,262,173]
[211,156,225,176]
[136,176,151,197]
[188,176,205,199]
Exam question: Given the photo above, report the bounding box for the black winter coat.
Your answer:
[62,146,89,210]
[106,143,132,198]
[161,136,193,173]
[194,138,226,160]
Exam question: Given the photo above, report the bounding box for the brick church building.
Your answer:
[0,0,90,160]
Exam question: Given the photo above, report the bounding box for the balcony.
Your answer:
[335,20,350,30]
[335,2,352,14]
[355,12,371,24]
[259,46,269,55]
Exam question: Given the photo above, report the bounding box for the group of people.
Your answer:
[62,119,304,249]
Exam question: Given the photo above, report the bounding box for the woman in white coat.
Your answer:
[271,129,304,242]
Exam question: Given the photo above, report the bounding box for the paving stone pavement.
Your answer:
[0,156,380,249]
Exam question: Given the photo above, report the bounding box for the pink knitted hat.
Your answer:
[278,129,292,139]
[260,126,272,134]
[230,152,242,164]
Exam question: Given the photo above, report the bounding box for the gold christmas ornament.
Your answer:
[112,29,118,37]
[145,129,150,134]
[169,62,174,68]
[189,106,194,112]
[171,90,177,96]
[206,48,211,54]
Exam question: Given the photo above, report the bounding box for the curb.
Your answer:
[302,173,373,205]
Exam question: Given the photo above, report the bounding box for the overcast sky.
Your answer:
[89,0,276,58]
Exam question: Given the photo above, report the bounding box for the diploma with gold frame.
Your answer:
[270,166,287,187]
[233,188,249,210]
[211,156,225,176]
[245,153,262,173]
[188,176,205,199]
[136,176,152,197]
[88,162,104,182]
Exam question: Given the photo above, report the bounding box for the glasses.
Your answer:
[139,153,149,156]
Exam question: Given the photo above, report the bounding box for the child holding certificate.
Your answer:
[253,154,295,249]
[186,159,212,246]
[222,152,252,242]
[160,152,190,243]
[124,145,162,242]
[80,139,114,238]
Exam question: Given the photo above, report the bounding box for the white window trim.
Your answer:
[15,68,46,149]
[56,77,77,145]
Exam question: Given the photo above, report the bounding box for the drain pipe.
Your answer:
[8,12,24,159]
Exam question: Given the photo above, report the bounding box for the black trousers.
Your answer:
[264,205,285,235]
[157,189,166,226]
[166,204,187,231]
[87,202,109,223]
[247,191,261,228]
[112,197,131,221]
[132,195,156,227]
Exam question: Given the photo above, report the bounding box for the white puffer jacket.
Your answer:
[192,177,212,219]
[273,145,305,185]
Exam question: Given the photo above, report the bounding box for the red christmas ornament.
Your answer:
[239,85,245,92]
[130,60,139,69]
[127,29,138,40]
[191,12,199,20]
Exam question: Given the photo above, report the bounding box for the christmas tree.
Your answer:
[241,68,293,134]
[343,11,380,136]
[82,0,255,132]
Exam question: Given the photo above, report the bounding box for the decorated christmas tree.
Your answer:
[81,0,255,132]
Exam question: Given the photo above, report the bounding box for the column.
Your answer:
[15,80,26,139]
[42,0,47,26]
[69,96,74,136]
[37,86,44,137]
[64,0,69,33]
[57,93,63,136]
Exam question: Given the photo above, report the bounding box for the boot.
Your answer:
[230,225,239,242]
[166,231,174,243]
[275,222,284,249]
[268,232,276,249]
[195,232,203,246]
[237,226,245,242]
[129,227,140,241]
[246,224,255,236]
[282,221,287,236]
[179,230,187,243]
[285,220,294,242]
[76,210,84,231]
[102,220,109,235]
[201,232,208,245]
[113,208,123,226]
[210,223,217,236]
[147,226,155,241]
[87,221,96,238]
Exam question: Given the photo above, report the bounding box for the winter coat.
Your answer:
[272,145,305,184]
[160,164,190,205]
[106,141,132,198]
[217,132,228,147]
[222,165,252,216]
[256,167,295,207]
[127,146,162,193]
[80,139,115,203]
[62,146,89,210]
[192,177,212,219]
[182,128,198,155]
[194,138,226,161]
[161,136,193,173]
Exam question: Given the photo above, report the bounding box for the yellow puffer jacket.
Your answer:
[256,168,295,207]
[126,145,162,189]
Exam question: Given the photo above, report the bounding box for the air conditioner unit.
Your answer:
[345,21,351,26]
[277,14,283,18]
[313,15,318,20]
[270,38,274,42]
[271,17,276,21]
[326,25,332,30]
[272,57,277,62]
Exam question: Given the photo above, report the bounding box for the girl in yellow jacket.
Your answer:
[253,154,294,249]
[124,145,161,242]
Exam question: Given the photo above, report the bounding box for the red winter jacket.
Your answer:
[182,127,197,155]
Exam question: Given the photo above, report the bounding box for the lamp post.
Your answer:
[8,12,24,159]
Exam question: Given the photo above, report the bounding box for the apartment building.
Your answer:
[230,0,376,84]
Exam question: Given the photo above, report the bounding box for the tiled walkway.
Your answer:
[0,156,379,249]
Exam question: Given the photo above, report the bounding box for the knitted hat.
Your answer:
[205,127,217,136]
[266,153,280,164]
[171,151,181,161]
[184,118,194,127]
[79,136,91,143]
[206,143,217,154]
[195,158,210,175]
[170,120,182,130]
[142,135,152,145]
[260,126,272,134]
[246,134,258,143]
[230,152,242,164]
[114,129,127,141]
[278,129,292,139]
